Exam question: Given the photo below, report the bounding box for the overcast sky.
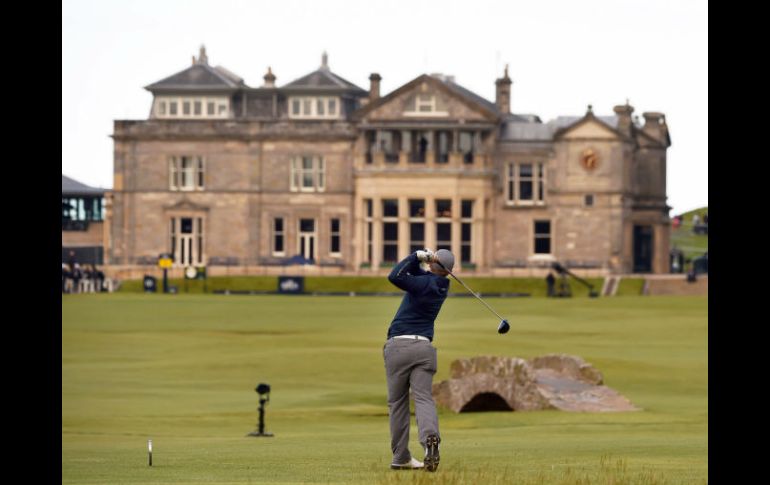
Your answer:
[62,0,707,214]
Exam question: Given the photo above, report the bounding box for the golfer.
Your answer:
[383,248,454,472]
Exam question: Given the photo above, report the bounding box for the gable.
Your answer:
[357,75,497,122]
[560,118,621,140]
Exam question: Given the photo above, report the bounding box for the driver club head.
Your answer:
[497,319,510,334]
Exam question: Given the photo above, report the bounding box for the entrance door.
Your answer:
[172,217,203,267]
[298,218,316,262]
[633,225,653,273]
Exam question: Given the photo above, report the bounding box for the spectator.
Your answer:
[545,271,556,297]
[93,265,105,292]
[67,250,77,273]
[72,263,82,293]
[672,216,681,229]
[703,212,708,225]
[692,213,701,226]
[62,264,70,293]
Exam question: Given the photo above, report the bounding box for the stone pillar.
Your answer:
[622,221,633,273]
[400,130,411,167]
[472,131,483,166]
[425,196,436,250]
[354,196,363,269]
[475,196,485,268]
[451,198,461,265]
[398,196,409,259]
[372,197,382,270]
[425,130,435,166]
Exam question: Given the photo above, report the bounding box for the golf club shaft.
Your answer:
[446,270,506,322]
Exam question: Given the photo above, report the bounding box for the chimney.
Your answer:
[197,45,208,65]
[613,100,634,137]
[495,64,512,114]
[263,67,276,88]
[192,55,196,66]
[369,73,381,101]
[321,51,329,70]
[642,112,666,142]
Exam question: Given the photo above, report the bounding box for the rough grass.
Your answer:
[62,294,707,484]
[671,206,708,261]
[118,276,644,297]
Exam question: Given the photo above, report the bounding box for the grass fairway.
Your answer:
[62,294,707,484]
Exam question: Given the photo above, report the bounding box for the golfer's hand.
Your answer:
[416,249,435,263]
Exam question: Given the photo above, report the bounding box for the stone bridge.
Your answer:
[432,354,639,413]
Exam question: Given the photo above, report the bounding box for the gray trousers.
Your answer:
[383,338,440,463]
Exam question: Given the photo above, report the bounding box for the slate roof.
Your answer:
[62,175,105,195]
[145,63,246,92]
[282,67,367,94]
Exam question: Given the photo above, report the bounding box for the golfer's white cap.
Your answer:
[435,249,455,272]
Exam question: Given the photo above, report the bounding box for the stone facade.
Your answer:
[109,49,671,275]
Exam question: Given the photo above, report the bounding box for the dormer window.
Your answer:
[154,96,229,119]
[289,97,341,119]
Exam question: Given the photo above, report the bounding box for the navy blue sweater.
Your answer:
[386,253,450,341]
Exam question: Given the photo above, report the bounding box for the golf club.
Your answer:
[435,260,510,334]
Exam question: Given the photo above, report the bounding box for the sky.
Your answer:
[62,0,707,215]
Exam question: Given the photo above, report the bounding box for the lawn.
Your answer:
[62,294,707,484]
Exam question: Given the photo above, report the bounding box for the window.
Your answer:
[273,217,285,255]
[417,94,434,112]
[169,156,204,191]
[461,200,473,263]
[382,199,399,217]
[383,223,398,263]
[61,196,103,225]
[382,199,399,263]
[409,199,425,253]
[519,164,533,200]
[585,194,594,207]
[155,96,230,119]
[506,162,546,205]
[534,220,551,254]
[290,156,325,192]
[288,97,340,119]
[538,164,545,202]
[330,218,341,255]
[409,199,425,218]
[404,93,448,116]
[436,199,452,218]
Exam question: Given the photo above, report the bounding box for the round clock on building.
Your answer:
[580,148,599,171]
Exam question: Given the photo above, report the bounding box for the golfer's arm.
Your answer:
[388,253,428,293]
